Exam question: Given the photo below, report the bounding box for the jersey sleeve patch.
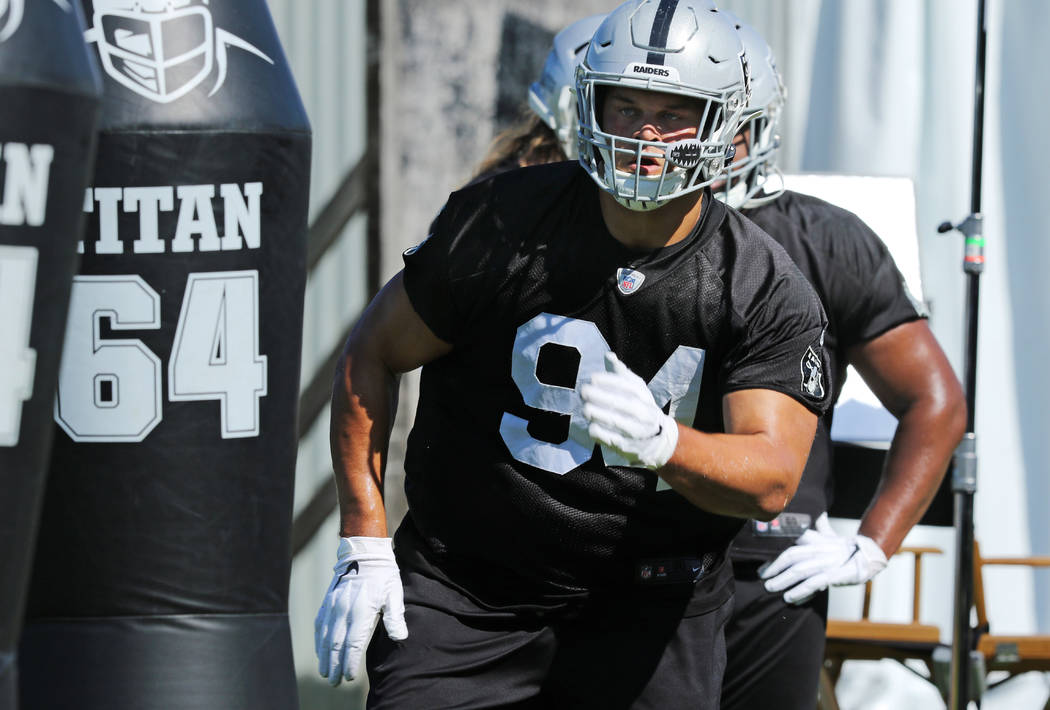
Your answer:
[801,344,826,401]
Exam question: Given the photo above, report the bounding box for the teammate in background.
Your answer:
[313,2,832,707]
[714,15,967,710]
[470,13,604,181]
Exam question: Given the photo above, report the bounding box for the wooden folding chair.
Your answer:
[819,546,949,709]
[819,539,1050,710]
[972,539,1050,702]
[817,442,955,709]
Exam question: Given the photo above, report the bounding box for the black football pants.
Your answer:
[365,564,733,709]
[720,559,829,710]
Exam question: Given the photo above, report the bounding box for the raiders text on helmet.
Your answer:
[528,13,606,160]
[575,0,750,211]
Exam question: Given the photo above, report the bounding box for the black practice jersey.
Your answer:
[399,163,830,608]
[730,189,925,559]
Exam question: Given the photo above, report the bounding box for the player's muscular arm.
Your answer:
[659,389,818,520]
[848,319,966,556]
[330,271,452,538]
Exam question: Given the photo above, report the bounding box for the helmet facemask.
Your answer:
[720,96,785,209]
[715,11,787,209]
[577,69,746,212]
[574,1,750,212]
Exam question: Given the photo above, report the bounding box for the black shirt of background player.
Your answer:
[730,189,925,560]
[398,162,831,610]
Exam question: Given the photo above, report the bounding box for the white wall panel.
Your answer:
[267,2,372,705]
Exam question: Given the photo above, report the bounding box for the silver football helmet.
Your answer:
[719,11,786,208]
[576,0,750,211]
[528,13,606,160]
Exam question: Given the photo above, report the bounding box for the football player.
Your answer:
[714,15,967,710]
[314,2,833,706]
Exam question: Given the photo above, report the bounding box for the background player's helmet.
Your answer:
[720,11,786,208]
[528,13,605,160]
[576,0,750,211]
[90,0,213,103]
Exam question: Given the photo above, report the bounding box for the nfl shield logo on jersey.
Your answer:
[616,267,645,295]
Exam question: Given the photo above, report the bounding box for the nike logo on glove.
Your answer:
[337,560,360,583]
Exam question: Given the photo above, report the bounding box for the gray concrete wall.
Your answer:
[382,0,614,275]
[267,1,371,707]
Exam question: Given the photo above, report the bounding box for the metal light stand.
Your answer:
[938,0,988,706]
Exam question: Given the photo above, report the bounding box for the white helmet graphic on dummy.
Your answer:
[0,0,22,42]
[719,10,786,208]
[575,0,750,211]
[527,13,606,160]
[84,0,272,104]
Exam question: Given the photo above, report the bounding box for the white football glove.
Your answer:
[580,352,678,470]
[314,536,408,686]
[759,513,888,605]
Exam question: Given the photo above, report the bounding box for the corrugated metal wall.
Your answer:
[268,1,372,707]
